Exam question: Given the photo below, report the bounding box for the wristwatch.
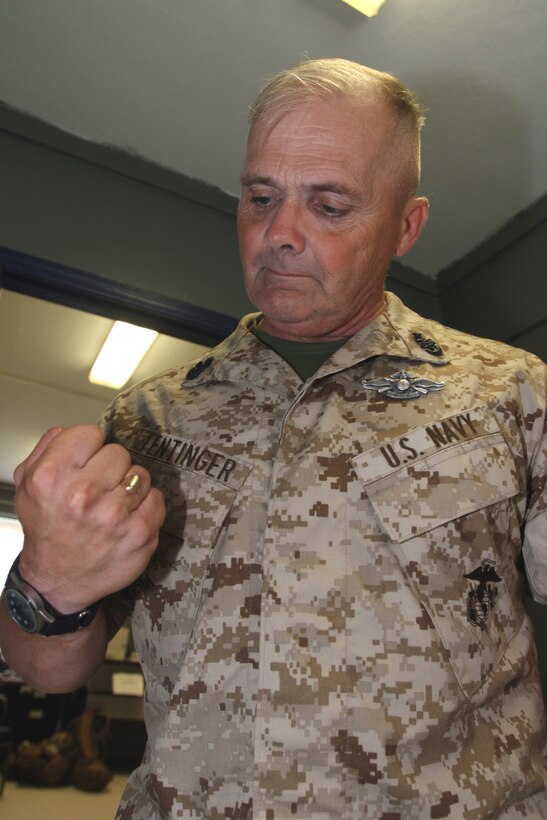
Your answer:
[3,557,100,636]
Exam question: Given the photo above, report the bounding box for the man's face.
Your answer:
[237,98,428,341]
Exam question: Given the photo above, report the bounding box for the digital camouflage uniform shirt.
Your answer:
[101,293,547,819]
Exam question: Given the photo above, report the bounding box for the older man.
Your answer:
[1,59,546,818]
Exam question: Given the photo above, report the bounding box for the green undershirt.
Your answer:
[252,325,350,380]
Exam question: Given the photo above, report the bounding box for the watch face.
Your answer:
[4,561,99,635]
[5,588,39,633]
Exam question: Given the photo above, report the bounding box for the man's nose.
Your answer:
[264,200,306,253]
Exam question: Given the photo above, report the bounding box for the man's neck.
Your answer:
[257,301,385,343]
[252,324,350,380]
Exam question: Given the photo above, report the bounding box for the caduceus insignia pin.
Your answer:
[361,370,445,400]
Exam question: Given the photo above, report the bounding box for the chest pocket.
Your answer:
[127,441,252,682]
[130,437,251,530]
[352,407,523,697]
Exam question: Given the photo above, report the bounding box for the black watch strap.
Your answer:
[4,557,100,636]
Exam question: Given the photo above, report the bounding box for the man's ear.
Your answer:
[395,196,429,257]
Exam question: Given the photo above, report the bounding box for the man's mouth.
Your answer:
[263,267,308,279]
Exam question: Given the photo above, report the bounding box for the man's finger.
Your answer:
[38,425,106,469]
[118,468,152,508]
[135,486,166,533]
[13,427,64,486]
[85,440,133,492]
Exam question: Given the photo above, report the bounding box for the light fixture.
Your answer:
[339,0,386,17]
[89,320,158,389]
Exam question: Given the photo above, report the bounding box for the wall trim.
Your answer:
[505,316,547,346]
[0,101,238,218]
[0,246,237,346]
[387,260,439,295]
[437,192,547,292]
[0,482,16,517]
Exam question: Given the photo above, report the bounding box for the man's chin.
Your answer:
[257,302,337,340]
[256,297,316,325]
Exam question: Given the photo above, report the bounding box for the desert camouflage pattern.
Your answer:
[101,293,546,818]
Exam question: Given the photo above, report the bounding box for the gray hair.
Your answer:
[249,58,425,202]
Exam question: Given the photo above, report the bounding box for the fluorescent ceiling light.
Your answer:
[89,321,158,389]
[340,0,386,17]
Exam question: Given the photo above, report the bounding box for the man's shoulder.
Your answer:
[429,318,543,365]
[387,292,545,372]
[99,313,262,434]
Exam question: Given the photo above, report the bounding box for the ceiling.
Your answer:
[0,290,207,484]
[0,0,546,485]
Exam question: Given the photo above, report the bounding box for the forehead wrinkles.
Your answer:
[247,119,346,167]
[243,100,394,190]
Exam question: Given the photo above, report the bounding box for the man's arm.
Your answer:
[0,424,165,691]
[0,600,111,692]
[521,367,547,604]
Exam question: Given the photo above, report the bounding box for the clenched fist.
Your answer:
[13,425,165,614]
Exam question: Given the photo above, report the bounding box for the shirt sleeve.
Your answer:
[522,366,547,604]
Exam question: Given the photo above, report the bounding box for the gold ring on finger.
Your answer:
[121,474,142,495]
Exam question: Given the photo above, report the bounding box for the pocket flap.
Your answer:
[352,407,520,542]
[127,431,252,541]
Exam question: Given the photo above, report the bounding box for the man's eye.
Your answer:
[251,195,272,207]
[319,203,347,218]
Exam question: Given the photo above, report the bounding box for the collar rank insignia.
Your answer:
[361,370,445,400]
[413,332,444,357]
[186,356,213,381]
[464,559,502,630]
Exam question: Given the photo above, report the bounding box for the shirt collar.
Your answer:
[183,292,450,390]
[314,292,450,379]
